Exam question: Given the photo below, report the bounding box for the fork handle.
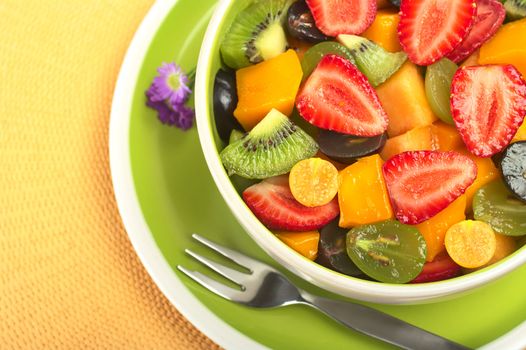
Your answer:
[299,291,471,350]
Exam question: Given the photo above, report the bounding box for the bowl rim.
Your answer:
[194,0,526,303]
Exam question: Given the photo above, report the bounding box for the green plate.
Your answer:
[110,0,526,349]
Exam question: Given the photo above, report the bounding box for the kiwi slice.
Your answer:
[229,129,245,144]
[220,0,294,69]
[337,35,407,87]
[505,0,526,20]
[220,109,318,179]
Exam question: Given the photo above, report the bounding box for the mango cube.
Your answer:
[362,9,402,53]
[380,125,437,160]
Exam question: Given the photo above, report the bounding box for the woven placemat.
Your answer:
[0,1,220,348]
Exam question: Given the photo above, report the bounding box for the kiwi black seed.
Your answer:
[220,109,318,179]
[504,0,526,20]
[338,35,407,87]
[220,0,294,69]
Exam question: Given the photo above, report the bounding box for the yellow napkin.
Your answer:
[0,1,219,348]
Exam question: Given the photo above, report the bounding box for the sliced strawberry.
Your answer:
[306,0,376,37]
[451,65,526,157]
[447,0,505,63]
[398,0,476,66]
[383,151,477,225]
[296,54,388,136]
[242,175,339,231]
[410,253,461,283]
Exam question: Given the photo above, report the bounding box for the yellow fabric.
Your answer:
[0,1,219,348]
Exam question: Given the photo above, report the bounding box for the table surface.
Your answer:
[0,1,219,348]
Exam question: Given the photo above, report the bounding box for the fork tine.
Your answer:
[192,234,265,272]
[185,249,249,286]
[177,265,248,302]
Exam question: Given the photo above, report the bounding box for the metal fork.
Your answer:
[178,234,471,350]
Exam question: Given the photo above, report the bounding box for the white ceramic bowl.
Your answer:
[194,0,526,304]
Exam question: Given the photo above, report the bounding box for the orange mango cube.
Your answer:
[362,9,402,52]
[234,50,303,130]
[432,121,465,151]
[338,154,394,228]
[376,62,438,137]
[479,19,526,77]
[513,120,526,142]
[415,195,467,262]
[275,231,320,260]
[380,125,437,160]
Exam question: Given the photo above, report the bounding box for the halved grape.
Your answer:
[301,41,354,81]
[473,179,526,236]
[425,58,458,125]
[346,220,427,283]
[316,218,362,276]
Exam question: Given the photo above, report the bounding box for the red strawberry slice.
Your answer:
[296,54,388,136]
[242,175,339,231]
[447,0,505,63]
[398,0,476,66]
[411,253,461,283]
[451,65,526,157]
[383,151,477,225]
[306,0,376,37]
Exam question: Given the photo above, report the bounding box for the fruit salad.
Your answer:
[212,0,526,284]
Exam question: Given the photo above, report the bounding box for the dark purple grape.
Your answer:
[286,1,329,43]
[316,218,362,276]
[317,130,387,164]
[500,141,526,203]
[213,68,243,141]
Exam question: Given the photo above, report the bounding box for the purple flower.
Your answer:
[148,62,192,109]
[145,63,196,130]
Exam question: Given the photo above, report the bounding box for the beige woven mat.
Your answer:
[0,1,219,348]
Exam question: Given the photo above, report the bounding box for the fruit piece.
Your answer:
[214,69,243,142]
[415,196,467,262]
[504,0,526,20]
[243,175,340,231]
[286,1,329,43]
[317,130,387,164]
[479,19,526,77]
[451,65,526,158]
[410,252,462,283]
[425,58,458,125]
[447,0,505,63]
[234,50,303,130]
[316,218,362,276]
[338,154,394,227]
[305,0,376,37]
[375,62,437,137]
[383,151,477,225]
[300,41,355,81]
[337,34,407,87]
[346,220,427,283]
[289,158,339,207]
[460,50,480,67]
[362,9,402,53]
[445,220,496,269]
[485,234,517,266]
[398,0,476,66]
[379,125,437,161]
[220,109,318,179]
[500,141,526,202]
[220,0,294,69]
[458,150,500,209]
[513,121,526,143]
[296,54,388,136]
[432,121,464,152]
[229,129,245,144]
[275,231,320,260]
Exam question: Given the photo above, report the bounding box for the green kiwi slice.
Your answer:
[337,34,408,87]
[504,0,526,20]
[220,109,318,179]
[220,0,294,69]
